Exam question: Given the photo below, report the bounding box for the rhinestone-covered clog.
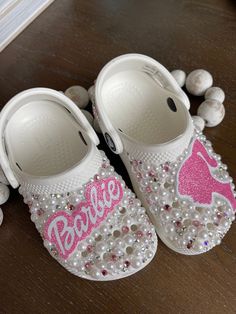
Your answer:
[0,88,157,280]
[93,53,236,255]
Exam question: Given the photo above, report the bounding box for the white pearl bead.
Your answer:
[91,270,101,279]
[0,184,10,205]
[93,117,102,133]
[197,99,225,127]
[199,230,208,239]
[107,262,115,270]
[145,250,153,259]
[192,115,205,131]
[186,69,213,96]
[81,110,94,126]
[124,234,134,245]
[205,87,225,103]
[165,224,175,233]
[171,70,186,88]
[88,85,95,101]
[195,243,204,251]
[0,208,3,226]
[96,242,107,252]
[131,258,142,268]
[65,86,89,109]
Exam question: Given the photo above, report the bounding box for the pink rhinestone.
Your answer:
[132,160,139,167]
[136,230,144,238]
[85,262,92,269]
[217,213,222,220]
[50,247,58,256]
[163,163,169,172]
[94,174,99,181]
[129,198,134,205]
[187,241,193,249]
[37,208,45,216]
[67,204,75,211]
[137,173,142,180]
[145,186,152,193]
[124,261,130,268]
[164,204,171,211]
[149,170,155,177]
[101,269,108,276]
[192,220,200,227]
[111,254,118,262]
[87,245,93,253]
[175,221,182,228]
[122,226,129,234]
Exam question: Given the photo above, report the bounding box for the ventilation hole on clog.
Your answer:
[126,246,133,254]
[131,224,138,231]
[120,207,126,214]
[183,219,191,227]
[164,182,171,188]
[172,201,180,208]
[82,251,88,257]
[102,252,109,260]
[196,207,203,213]
[16,162,22,171]
[95,234,102,241]
[167,97,177,112]
[207,223,215,230]
[113,230,121,238]
[78,131,87,145]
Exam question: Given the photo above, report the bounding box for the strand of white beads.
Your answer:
[171,69,226,130]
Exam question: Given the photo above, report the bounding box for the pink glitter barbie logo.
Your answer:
[44,177,123,259]
[178,139,236,209]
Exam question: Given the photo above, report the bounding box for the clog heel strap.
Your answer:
[94,53,190,155]
[0,88,99,188]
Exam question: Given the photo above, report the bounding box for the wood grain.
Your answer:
[0,0,235,313]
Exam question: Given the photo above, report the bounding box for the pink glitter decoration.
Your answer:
[178,139,236,210]
[44,177,124,259]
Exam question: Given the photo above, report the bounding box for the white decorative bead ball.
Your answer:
[0,183,10,205]
[197,99,225,127]
[81,110,94,126]
[0,167,9,185]
[0,208,3,226]
[205,87,225,103]
[88,85,95,102]
[93,117,102,133]
[65,86,89,109]
[192,115,205,131]
[186,69,213,96]
[171,70,186,88]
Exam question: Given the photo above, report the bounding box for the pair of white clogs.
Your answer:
[0,54,235,281]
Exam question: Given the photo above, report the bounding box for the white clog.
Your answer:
[0,88,157,280]
[94,54,236,255]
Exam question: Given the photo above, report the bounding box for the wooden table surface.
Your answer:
[0,1,235,313]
